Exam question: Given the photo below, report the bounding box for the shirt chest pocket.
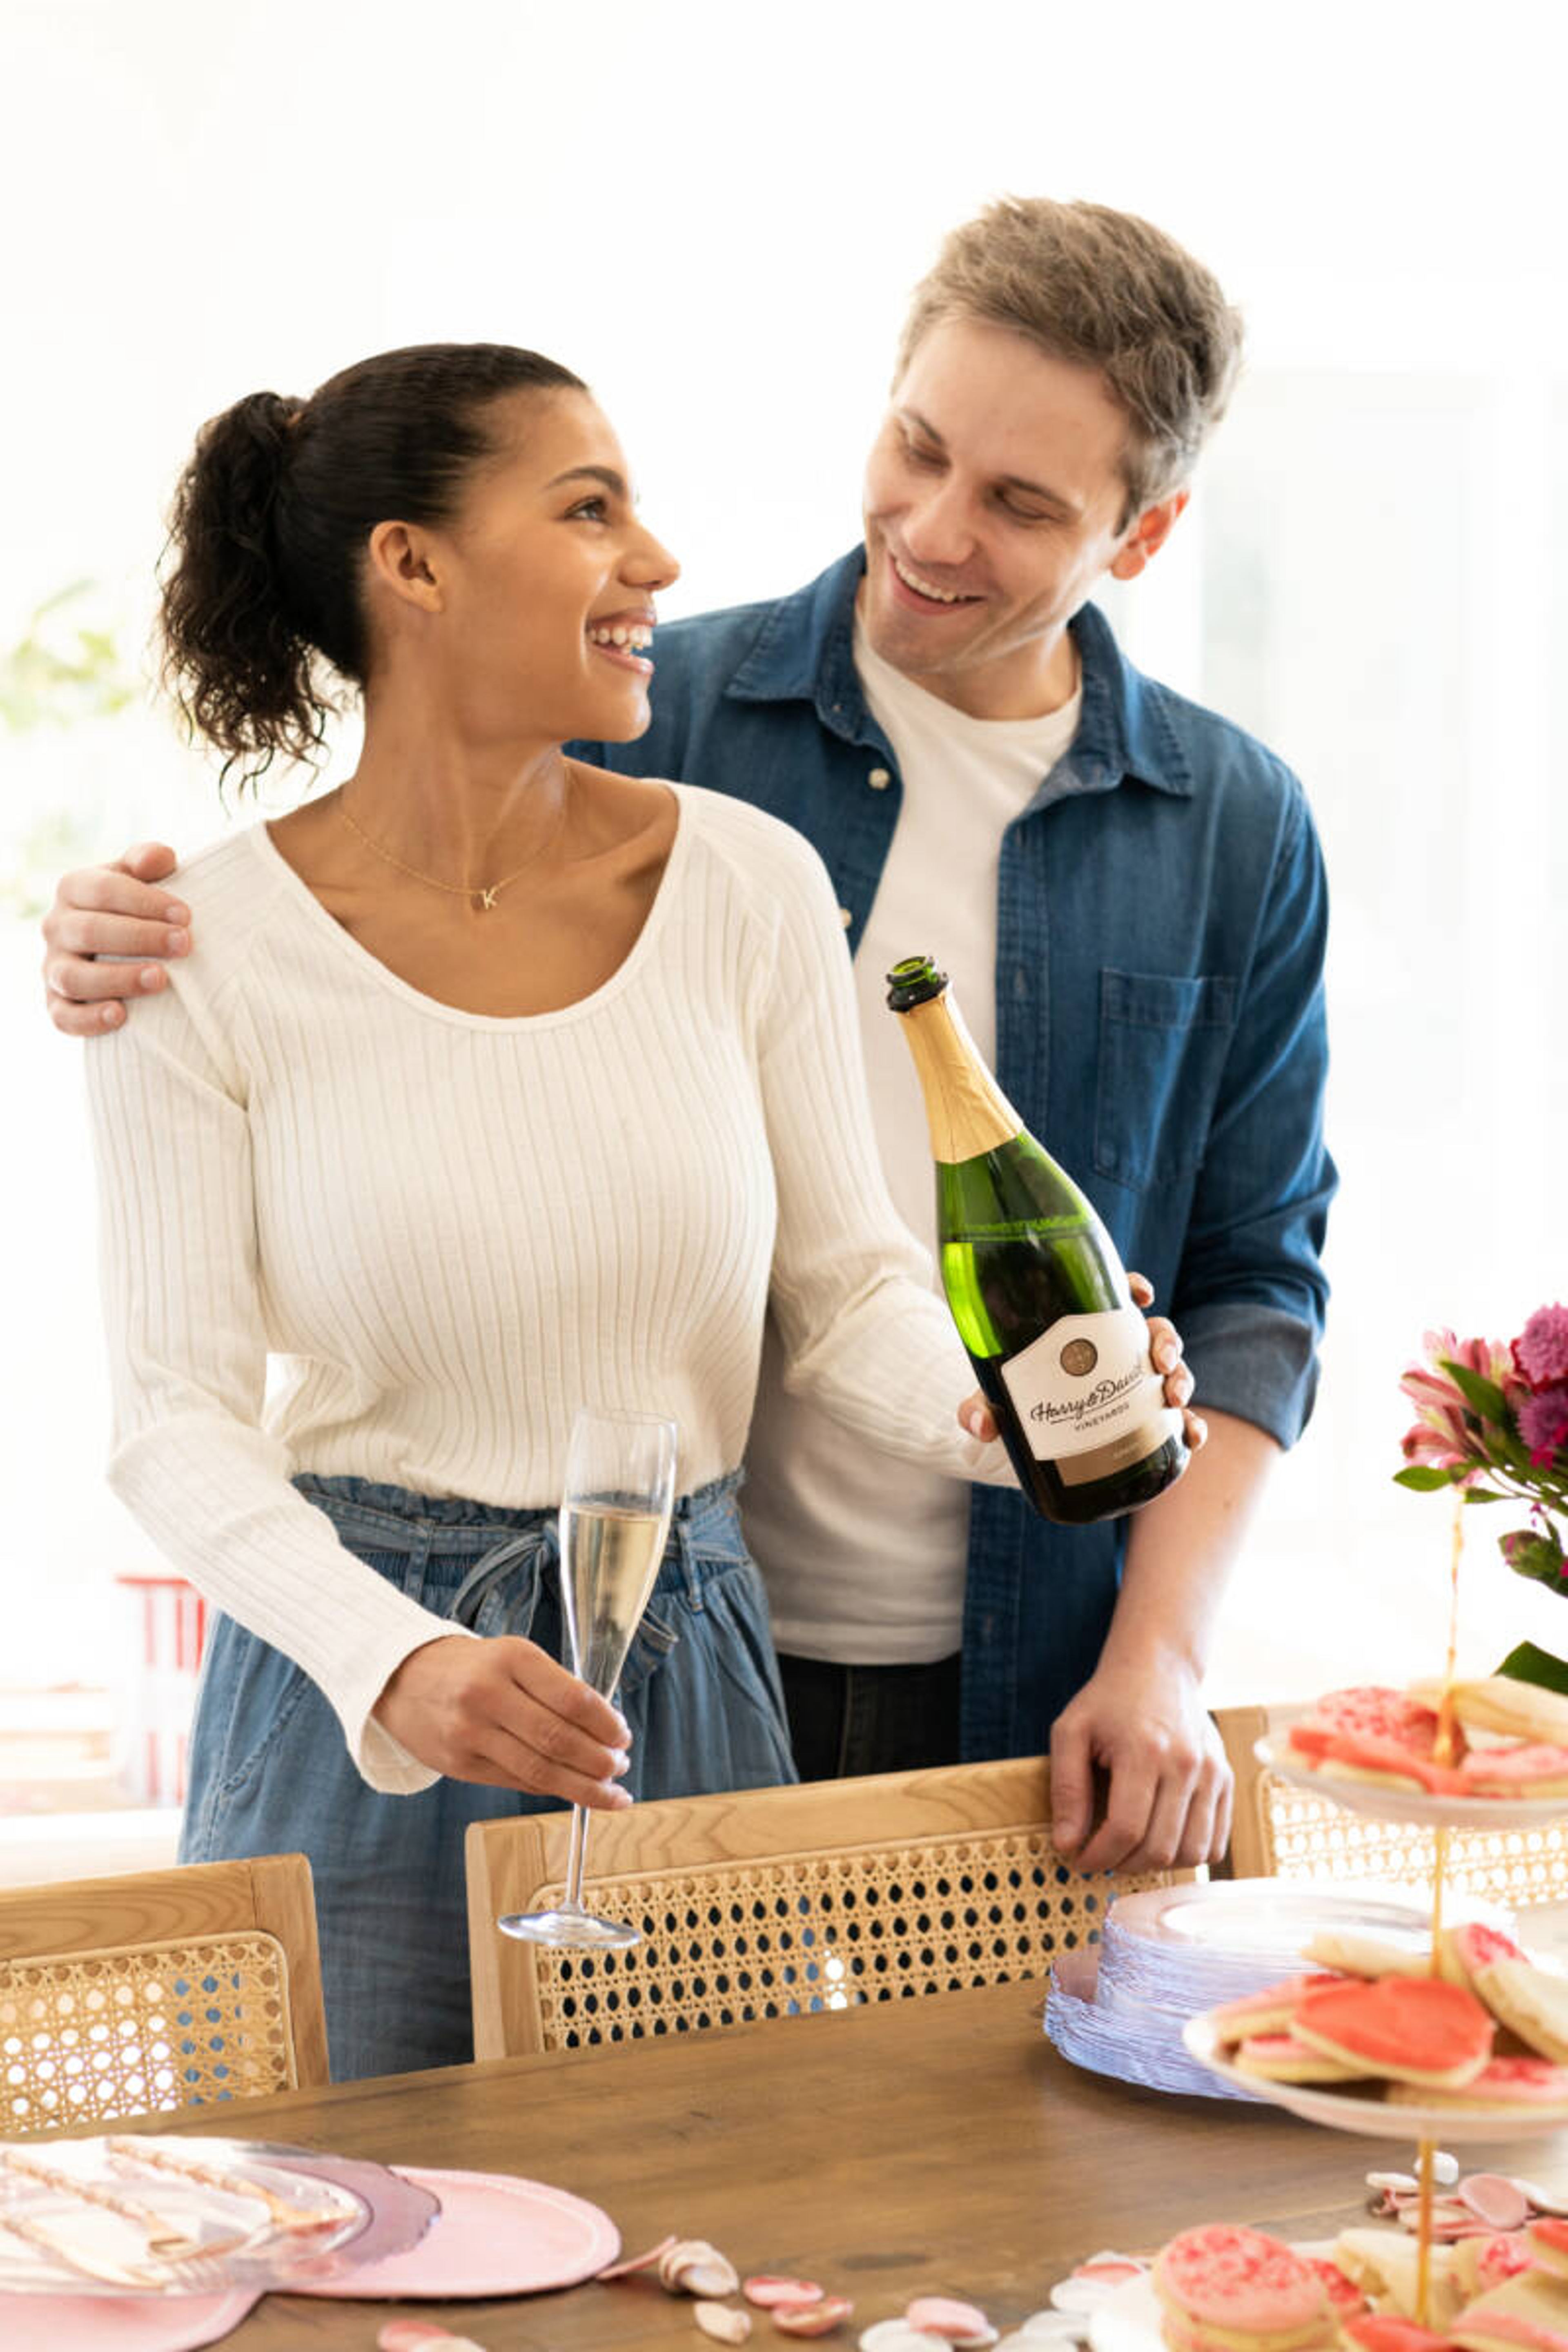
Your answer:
[1093,969,1238,1192]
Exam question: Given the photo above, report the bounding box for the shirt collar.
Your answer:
[724,546,1194,799]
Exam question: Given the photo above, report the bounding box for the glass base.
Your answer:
[498,1905,641,1951]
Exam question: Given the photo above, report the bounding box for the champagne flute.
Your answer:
[499,1405,677,1950]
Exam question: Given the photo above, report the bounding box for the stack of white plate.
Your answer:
[1044,1880,1511,2101]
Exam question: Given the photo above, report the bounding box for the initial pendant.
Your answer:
[479,887,499,911]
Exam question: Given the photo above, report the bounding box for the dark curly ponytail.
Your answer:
[158,344,588,790]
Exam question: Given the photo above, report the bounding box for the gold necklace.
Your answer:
[336,785,568,912]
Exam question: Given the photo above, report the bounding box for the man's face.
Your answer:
[860,316,1183,720]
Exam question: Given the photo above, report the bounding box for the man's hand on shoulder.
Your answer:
[42,844,190,1035]
[1049,1651,1233,1875]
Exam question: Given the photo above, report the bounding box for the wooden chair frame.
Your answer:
[466,1757,1188,2061]
[0,1854,328,2134]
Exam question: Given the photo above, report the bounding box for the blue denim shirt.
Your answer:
[573,548,1336,1758]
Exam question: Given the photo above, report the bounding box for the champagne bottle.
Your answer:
[886,955,1188,1526]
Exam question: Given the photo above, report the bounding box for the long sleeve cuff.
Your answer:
[106,1414,479,1795]
[1177,1299,1323,1449]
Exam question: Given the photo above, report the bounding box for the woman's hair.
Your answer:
[895,198,1244,522]
[159,342,587,787]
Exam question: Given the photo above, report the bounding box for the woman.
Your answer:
[86,343,1198,2079]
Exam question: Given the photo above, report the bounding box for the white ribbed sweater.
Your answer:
[87,785,1009,1793]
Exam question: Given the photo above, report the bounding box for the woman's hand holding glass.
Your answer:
[373,1630,633,1810]
[499,1407,678,1951]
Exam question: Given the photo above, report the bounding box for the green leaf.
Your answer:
[1439,1360,1510,1425]
[1394,1464,1459,1491]
[1496,1641,1568,1697]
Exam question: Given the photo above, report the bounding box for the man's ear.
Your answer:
[1109,487,1190,583]
[366,519,445,613]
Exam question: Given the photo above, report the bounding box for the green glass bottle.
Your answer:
[886,954,1188,1526]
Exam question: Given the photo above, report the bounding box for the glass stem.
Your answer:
[564,1802,590,1911]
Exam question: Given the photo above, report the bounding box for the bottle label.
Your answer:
[1000,1307,1169,1463]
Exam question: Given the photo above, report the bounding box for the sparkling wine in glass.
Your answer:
[499,1406,677,1951]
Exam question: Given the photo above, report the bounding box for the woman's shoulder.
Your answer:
[163,824,298,996]
[671,782,834,902]
[168,823,285,911]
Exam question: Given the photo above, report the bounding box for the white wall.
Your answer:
[3,0,1565,1706]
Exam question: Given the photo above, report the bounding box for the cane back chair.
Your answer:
[0,1854,328,2136]
[466,1756,1192,2060]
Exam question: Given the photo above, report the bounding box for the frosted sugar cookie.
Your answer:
[1232,2032,1370,2085]
[1458,1745,1568,1799]
[1342,2321,1455,2352]
[1292,1976,1493,2090]
[1385,2056,1568,2116]
[1439,1924,1531,1993]
[1211,1976,1348,2042]
[1286,1687,1465,1793]
[1409,1676,1568,1750]
[1301,2256,1366,2319]
[1529,2220,1568,2281]
[1301,1932,1430,1981]
[1451,2234,1536,2298]
[1152,2225,1334,2352]
[1334,2232,1462,2328]
[1451,2269,1568,2352]
[1471,1961,1568,2067]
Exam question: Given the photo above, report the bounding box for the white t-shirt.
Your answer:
[86,785,1012,1792]
[742,620,1082,1663]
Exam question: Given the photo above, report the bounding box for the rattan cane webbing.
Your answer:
[528,1826,1172,2049]
[1260,1772,1568,1909]
[0,1930,297,2135]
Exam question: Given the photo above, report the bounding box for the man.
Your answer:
[42,198,1335,1874]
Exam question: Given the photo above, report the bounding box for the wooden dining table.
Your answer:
[114,1979,1568,2350]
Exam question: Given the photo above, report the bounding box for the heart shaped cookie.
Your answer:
[1293,1975,1493,2087]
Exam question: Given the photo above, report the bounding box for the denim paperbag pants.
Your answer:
[180,1471,796,2081]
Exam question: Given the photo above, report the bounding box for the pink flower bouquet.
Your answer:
[1396,1305,1568,1590]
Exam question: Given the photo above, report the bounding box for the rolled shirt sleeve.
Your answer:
[1172,776,1336,1447]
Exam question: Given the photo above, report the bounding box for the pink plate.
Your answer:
[3,2289,260,2352]
[301,2166,620,2300]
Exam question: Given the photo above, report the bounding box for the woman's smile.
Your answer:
[587,607,656,675]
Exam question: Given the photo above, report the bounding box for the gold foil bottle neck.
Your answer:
[896,986,1022,1163]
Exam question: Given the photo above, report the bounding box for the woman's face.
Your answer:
[376,388,680,748]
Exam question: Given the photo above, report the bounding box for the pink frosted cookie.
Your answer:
[1342,2321,1457,2352]
[1451,2270,1568,2352]
[1459,1746,1568,1799]
[1302,1931,1430,1982]
[1290,1687,1446,1757]
[1233,2032,1369,2085]
[1453,2236,1537,2298]
[1387,2056,1568,2115]
[1292,1976,1493,2089]
[1410,1676,1568,1750]
[1212,1976,1348,2043]
[1440,1924,1531,1993]
[1152,2225,1333,2352]
[1287,1688,1466,1793]
[1302,2256,1367,2318]
[1530,2221,1568,2280]
[1471,1962,1568,2067]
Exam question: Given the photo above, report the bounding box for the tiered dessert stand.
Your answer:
[1182,1728,1568,2145]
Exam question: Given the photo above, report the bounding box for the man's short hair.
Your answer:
[896,197,1245,518]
